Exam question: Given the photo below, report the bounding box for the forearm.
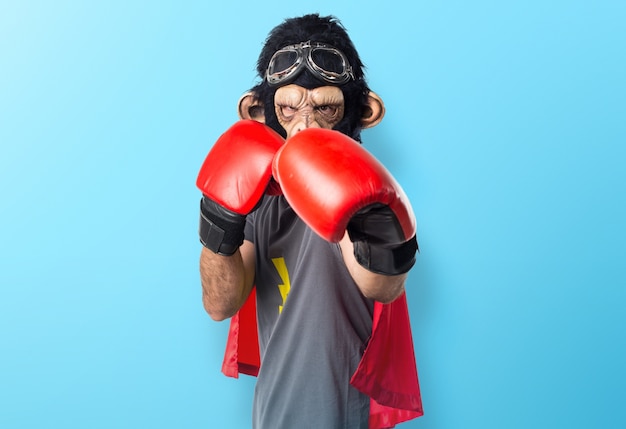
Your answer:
[339,235,406,304]
[199,244,254,321]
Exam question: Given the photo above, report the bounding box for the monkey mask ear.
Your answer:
[361,91,385,129]
[238,92,265,123]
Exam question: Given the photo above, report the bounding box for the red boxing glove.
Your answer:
[272,128,418,275]
[197,120,284,255]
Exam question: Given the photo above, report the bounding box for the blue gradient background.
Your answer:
[1,1,624,428]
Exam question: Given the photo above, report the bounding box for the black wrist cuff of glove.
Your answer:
[353,234,418,275]
[199,197,246,256]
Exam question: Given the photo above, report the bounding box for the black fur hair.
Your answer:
[249,14,370,142]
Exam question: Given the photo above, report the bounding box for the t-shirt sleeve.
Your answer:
[244,208,256,244]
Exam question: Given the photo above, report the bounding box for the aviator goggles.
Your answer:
[266,41,355,87]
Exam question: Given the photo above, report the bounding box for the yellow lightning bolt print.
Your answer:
[271,257,291,314]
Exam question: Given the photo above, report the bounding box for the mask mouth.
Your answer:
[266,41,355,87]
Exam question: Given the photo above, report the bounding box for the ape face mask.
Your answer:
[266,41,355,87]
[240,14,384,141]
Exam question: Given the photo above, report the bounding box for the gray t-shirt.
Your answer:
[245,195,374,429]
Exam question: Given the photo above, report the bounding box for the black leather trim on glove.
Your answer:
[347,204,419,275]
[352,234,418,275]
[199,197,246,256]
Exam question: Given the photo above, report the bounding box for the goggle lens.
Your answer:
[267,50,300,76]
[310,49,345,75]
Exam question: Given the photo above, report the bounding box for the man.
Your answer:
[197,14,423,429]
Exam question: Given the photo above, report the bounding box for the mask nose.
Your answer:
[290,109,320,137]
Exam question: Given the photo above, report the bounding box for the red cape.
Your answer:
[221,289,424,429]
